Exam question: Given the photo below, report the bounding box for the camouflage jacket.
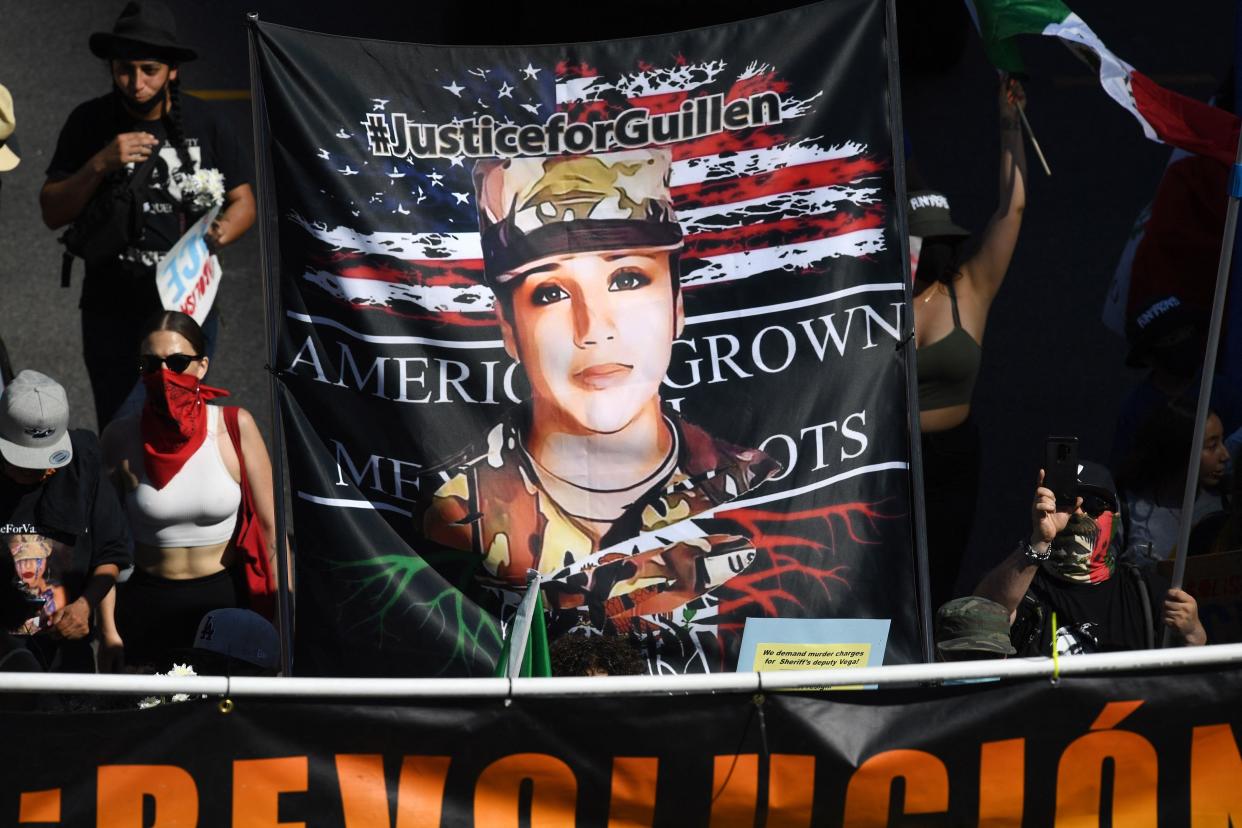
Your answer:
[418,408,780,635]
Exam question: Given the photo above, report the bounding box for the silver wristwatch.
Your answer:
[1020,538,1050,563]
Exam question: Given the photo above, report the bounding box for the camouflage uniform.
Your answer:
[419,406,780,636]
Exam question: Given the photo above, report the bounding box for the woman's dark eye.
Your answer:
[609,269,651,292]
[530,284,568,305]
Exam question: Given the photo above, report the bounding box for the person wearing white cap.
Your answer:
[0,371,131,672]
[0,82,19,175]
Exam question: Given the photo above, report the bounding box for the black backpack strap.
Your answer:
[1009,592,1047,657]
[1125,564,1157,649]
[128,151,160,188]
[60,251,73,288]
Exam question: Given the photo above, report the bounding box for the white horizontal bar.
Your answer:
[682,281,904,326]
[0,672,231,696]
[2,643,1241,698]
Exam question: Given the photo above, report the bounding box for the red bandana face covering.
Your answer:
[141,368,229,489]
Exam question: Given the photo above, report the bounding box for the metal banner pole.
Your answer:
[247,13,295,676]
[884,0,935,662]
[1162,124,1242,645]
[4,642,1242,698]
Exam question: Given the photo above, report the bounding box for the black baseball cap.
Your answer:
[1124,295,1204,368]
[907,190,970,239]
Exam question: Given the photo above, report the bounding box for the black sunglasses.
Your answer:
[1080,495,1114,519]
[138,353,203,375]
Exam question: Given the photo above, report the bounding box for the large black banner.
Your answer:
[252,0,921,676]
[5,666,1242,825]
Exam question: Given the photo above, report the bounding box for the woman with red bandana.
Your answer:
[98,311,276,671]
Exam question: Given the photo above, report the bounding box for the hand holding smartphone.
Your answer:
[1043,436,1079,512]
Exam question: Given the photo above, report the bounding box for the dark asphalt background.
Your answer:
[0,1,1232,602]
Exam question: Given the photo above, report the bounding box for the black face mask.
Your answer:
[1150,334,1202,378]
[114,82,166,117]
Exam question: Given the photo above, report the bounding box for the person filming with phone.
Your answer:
[974,455,1205,656]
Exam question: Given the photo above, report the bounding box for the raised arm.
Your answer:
[962,77,1028,305]
[39,131,160,230]
[974,471,1073,623]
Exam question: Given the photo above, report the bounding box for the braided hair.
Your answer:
[162,73,195,175]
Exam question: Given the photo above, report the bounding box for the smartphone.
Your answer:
[1043,436,1079,511]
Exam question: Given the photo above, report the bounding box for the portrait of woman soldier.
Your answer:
[8,535,68,634]
[418,148,780,639]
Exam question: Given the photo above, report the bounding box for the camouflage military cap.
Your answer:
[473,148,683,286]
[934,596,1016,655]
[10,535,52,562]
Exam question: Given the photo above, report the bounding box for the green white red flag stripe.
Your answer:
[971,0,1241,164]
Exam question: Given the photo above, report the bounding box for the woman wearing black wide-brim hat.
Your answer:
[39,1,255,432]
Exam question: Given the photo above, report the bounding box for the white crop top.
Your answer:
[125,406,242,547]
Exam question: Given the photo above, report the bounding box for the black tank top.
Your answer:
[917,279,982,411]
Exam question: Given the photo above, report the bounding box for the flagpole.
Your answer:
[885,0,935,663]
[1163,122,1242,644]
[1226,8,1242,398]
[504,570,542,678]
[1015,105,1052,176]
[962,0,1051,176]
[248,13,295,676]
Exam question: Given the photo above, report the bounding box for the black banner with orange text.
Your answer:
[5,664,1242,825]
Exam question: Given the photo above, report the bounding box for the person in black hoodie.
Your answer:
[0,371,131,672]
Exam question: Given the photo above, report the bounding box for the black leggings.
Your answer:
[116,568,239,672]
[920,419,981,612]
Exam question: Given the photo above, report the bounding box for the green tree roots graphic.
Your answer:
[330,552,501,674]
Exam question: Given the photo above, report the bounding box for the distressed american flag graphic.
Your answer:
[291,57,888,328]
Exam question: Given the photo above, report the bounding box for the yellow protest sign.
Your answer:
[754,643,871,671]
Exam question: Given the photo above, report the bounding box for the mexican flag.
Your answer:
[493,583,552,678]
[970,0,1241,164]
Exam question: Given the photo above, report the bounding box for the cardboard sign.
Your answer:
[736,618,890,672]
[1160,549,1242,645]
[156,205,222,324]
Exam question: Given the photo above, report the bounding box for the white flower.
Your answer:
[181,168,226,211]
[136,664,202,709]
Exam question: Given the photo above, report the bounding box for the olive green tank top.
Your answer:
[917,279,982,411]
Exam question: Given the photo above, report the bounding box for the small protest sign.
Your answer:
[156,205,222,324]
